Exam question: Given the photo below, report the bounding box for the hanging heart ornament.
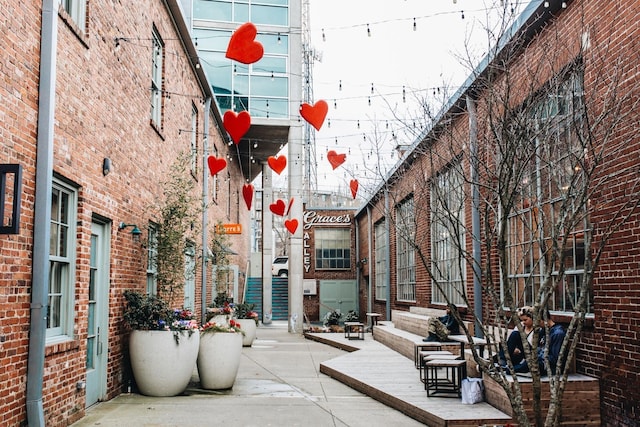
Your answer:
[223,110,251,144]
[269,199,286,216]
[350,179,359,199]
[300,100,328,131]
[225,22,264,64]
[207,155,227,176]
[284,219,299,234]
[327,150,346,170]
[268,155,287,175]
[242,184,254,210]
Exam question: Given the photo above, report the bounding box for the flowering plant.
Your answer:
[200,318,244,335]
[234,302,259,325]
[123,290,198,343]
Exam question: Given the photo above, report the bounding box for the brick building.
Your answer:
[353,1,640,425]
[0,1,249,425]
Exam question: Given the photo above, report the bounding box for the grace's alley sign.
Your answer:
[302,211,352,272]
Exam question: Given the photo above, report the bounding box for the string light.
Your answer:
[413,18,417,31]
[367,24,371,37]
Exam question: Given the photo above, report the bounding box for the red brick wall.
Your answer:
[0,1,248,426]
[354,2,640,425]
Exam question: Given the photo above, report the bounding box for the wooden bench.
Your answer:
[483,372,600,425]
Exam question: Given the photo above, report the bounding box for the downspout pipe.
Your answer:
[384,189,391,320]
[201,97,211,325]
[367,206,373,314]
[467,94,483,337]
[27,1,57,425]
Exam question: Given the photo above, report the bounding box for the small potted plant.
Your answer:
[197,318,244,390]
[123,290,200,397]
[206,292,234,325]
[234,302,259,346]
[323,309,343,332]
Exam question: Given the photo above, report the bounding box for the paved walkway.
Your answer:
[71,322,425,427]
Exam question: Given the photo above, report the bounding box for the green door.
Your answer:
[319,280,358,322]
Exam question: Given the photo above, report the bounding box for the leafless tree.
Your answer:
[358,3,640,426]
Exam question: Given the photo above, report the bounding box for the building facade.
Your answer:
[353,1,639,425]
[0,1,248,425]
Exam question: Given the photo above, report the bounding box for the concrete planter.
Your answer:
[197,332,243,390]
[236,319,257,346]
[129,330,199,397]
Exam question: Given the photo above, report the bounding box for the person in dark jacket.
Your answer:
[423,304,460,342]
[509,309,566,375]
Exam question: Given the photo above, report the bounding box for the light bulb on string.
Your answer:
[339,80,342,91]
[368,97,371,106]
[402,86,406,103]
[322,28,326,41]
[367,24,371,37]
[334,99,337,109]
[371,83,374,94]
[277,33,281,44]
[270,71,274,81]
[461,10,465,19]
[357,120,360,129]
[328,118,331,128]
[233,64,237,75]
[413,18,417,31]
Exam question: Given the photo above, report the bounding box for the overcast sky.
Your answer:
[296,0,531,196]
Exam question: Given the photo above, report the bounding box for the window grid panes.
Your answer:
[151,29,163,125]
[193,27,289,118]
[315,228,351,270]
[48,181,76,339]
[147,224,158,295]
[395,197,416,302]
[194,0,288,26]
[506,70,591,313]
[431,163,466,305]
[374,220,387,301]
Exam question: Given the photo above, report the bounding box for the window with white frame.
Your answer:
[191,103,198,176]
[59,0,86,30]
[315,228,351,270]
[147,224,158,295]
[431,162,466,305]
[506,69,591,313]
[150,28,164,127]
[395,197,416,302]
[374,219,387,301]
[48,179,78,340]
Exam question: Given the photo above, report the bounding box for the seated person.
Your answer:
[499,306,535,372]
[423,304,460,342]
[508,309,567,375]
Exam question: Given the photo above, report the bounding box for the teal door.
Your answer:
[86,222,110,407]
[319,280,358,321]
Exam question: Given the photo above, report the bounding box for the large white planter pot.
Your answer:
[197,332,243,390]
[129,330,199,397]
[236,319,257,347]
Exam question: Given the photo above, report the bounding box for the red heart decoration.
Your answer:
[223,110,251,144]
[300,100,328,131]
[207,155,227,176]
[269,199,286,216]
[225,22,264,64]
[268,155,287,175]
[327,150,346,170]
[284,219,299,234]
[242,184,254,210]
[350,179,359,199]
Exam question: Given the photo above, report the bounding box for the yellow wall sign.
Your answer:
[216,223,242,234]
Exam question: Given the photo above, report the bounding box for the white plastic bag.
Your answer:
[461,377,484,404]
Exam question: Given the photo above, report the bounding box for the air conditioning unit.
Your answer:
[303,279,317,295]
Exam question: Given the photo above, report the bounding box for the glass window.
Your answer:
[431,162,466,305]
[251,4,288,26]
[48,180,77,340]
[315,228,351,270]
[151,29,163,126]
[191,103,198,176]
[396,197,416,302]
[194,0,232,21]
[59,0,86,30]
[250,75,287,97]
[374,220,387,301]
[505,70,591,314]
[147,224,158,295]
